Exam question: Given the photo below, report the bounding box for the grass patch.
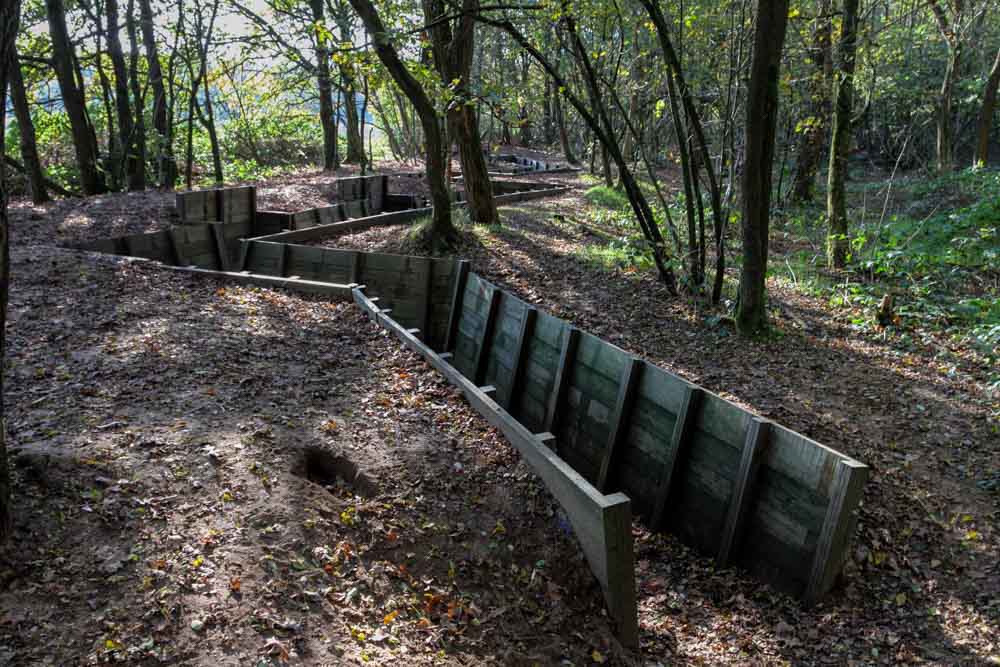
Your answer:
[584,185,630,210]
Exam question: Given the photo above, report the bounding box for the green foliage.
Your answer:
[584,185,629,210]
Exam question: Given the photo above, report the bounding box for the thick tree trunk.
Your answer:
[790,1,832,204]
[975,46,1000,167]
[310,0,337,170]
[138,0,174,187]
[736,0,789,336]
[8,52,49,203]
[47,0,104,194]
[106,0,142,191]
[423,0,497,224]
[347,0,455,242]
[0,0,22,542]
[826,0,859,269]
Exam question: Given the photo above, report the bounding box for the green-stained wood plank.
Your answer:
[805,459,868,603]
[444,260,470,352]
[543,326,579,441]
[473,286,501,384]
[597,358,643,493]
[717,418,772,567]
[506,306,537,413]
[651,385,703,530]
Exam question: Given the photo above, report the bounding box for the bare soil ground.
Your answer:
[1,162,998,665]
[0,245,619,666]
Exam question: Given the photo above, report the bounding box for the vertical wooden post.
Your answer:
[420,258,433,343]
[651,385,703,530]
[473,287,501,384]
[444,260,470,352]
[717,417,771,567]
[211,224,231,271]
[276,243,288,277]
[506,306,537,412]
[596,358,644,493]
[543,326,580,444]
[350,251,362,285]
[805,459,868,603]
[601,493,639,649]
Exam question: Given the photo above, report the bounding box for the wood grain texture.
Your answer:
[717,418,772,567]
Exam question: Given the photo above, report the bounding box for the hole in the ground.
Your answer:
[294,446,378,497]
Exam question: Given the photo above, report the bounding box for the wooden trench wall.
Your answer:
[73,181,867,647]
[442,267,867,603]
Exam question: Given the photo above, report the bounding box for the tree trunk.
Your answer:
[8,51,49,203]
[310,0,338,170]
[790,0,832,204]
[106,0,142,191]
[47,0,104,194]
[975,46,1000,168]
[936,46,960,173]
[334,11,366,166]
[126,0,147,190]
[347,0,455,243]
[553,86,577,164]
[736,0,789,336]
[423,0,497,224]
[826,0,859,269]
[0,0,22,542]
[138,0,174,187]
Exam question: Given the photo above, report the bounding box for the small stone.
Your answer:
[190,619,205,633]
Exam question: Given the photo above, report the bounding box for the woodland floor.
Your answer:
[0,160,998,666]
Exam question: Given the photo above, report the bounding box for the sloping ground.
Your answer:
[2,164,997,665]
[0,246,621,665]
[315,186,1000,664]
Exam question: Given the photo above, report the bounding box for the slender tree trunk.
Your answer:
[47,0,105,194]
[826,0,859,269]
[106,0,142,191]
[975,46,1000,167]
[126,0,147,190]
[666,69,701,286]
[8,52,49,203]
[138,0,174,187]
[0,0,22,542]
[347,0,455,242]
[937,46,960,173]
[310,0,337,170]
[790,0,832,203]
[736,0,789,336]
[553,86,577,164]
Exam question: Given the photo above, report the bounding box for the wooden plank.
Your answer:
[543,326,580,438]
[650,385,704,530]
[444,260,470,352]
[420,257,433,342]
[472,286,501,384]
[351,286,638,648]
[717,418,772,567]
[596,357,643,493]
[350,251,362,284]
[506,306,537,412]
[805,459,868,603]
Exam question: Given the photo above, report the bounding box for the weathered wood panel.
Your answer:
[243,241,286,276]
[171,223,220,269]
[124,230,176,264]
